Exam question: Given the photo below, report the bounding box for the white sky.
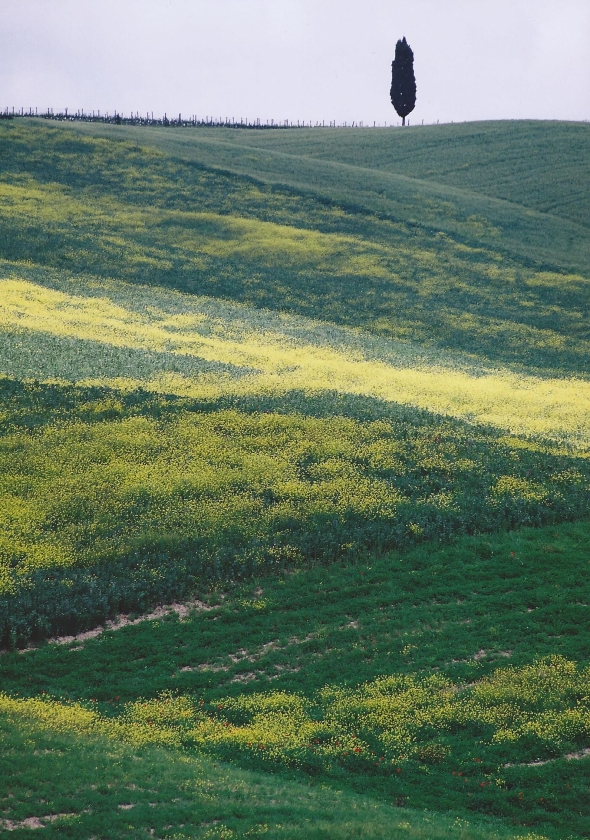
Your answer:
[2,0,589,125]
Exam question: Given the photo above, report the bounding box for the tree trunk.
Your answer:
[402,116,405,126]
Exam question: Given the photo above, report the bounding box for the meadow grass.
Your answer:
[197,120,590,229]
[65,119,590,275]
[0,697,545,840]
[2,520,589,838]
[1,119,589,838]
[1,121,589,376]
[2,266,589,647]
[1,372,589,644]
[2,272,590,446]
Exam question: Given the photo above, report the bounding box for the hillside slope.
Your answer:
[0,692,545,840]
[197,120,590,229]
[1,119,589,839]
[2,120,589,378]
[66,119,590,275]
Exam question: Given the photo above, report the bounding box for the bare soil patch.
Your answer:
[6,597,221,655]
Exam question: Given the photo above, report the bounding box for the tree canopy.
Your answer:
[390,37,416,125]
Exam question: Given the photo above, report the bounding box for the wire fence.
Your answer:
[0,106,437,129]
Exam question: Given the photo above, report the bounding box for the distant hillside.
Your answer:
[205,120,590,230]
[63,118,590,275]
[1,120,589,379]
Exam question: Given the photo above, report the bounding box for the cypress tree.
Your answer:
[390,37,416,126]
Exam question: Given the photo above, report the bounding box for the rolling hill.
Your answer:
[0,117,589,839]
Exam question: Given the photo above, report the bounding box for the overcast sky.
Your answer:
[2,0,589,125]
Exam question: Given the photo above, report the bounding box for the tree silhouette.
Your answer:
[390,37,416,126]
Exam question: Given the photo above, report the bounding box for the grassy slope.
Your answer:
[1,119,589,838]
[2,121,590,378]
[66,119,590,274]
[197,120,590,229]
[0,699,536,840]
[1,374,589,645]
[2,520,590,839]
[2,268,590,442]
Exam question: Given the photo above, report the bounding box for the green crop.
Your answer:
[1,376,588,646]
[0,121,589,376]
[3,512,589,836]
[1,118,589,839]
[1,693,541,839]
[212,120,590,230]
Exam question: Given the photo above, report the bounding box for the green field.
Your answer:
[0,118,589,838]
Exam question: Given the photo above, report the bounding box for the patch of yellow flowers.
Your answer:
[1,275,589,450]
